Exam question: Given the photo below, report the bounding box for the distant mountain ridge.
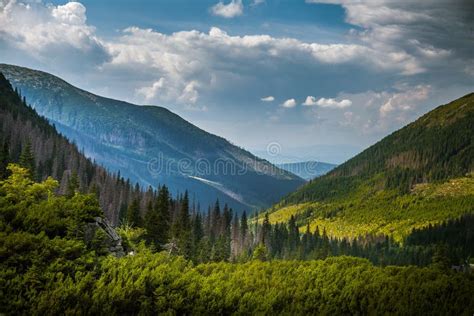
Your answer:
[0,64,304,212]
[276,161,336,181]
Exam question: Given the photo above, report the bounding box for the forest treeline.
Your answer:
[1,164,473,315]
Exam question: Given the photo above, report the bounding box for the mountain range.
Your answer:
[276,161,336,181]
[0,64,304,212]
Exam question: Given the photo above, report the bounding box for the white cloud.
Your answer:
[303,96,352,108]
[302,96,317,106]
[102,26,398,107]
[51,2,86,25]
[282,98,296,108]
[179,81,200,104]
[307,1,474,77]
[379,85,430,117]
[136,78,165,102]
[2,0,443,110]
[317,98,352,109]
[210,0,243,18]
[261,96,274,102]
[0,0,108,70]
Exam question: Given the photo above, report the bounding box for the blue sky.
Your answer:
[59,0,349,38]
[1,0,473,163]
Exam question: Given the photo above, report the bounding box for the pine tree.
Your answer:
[432,244,450,270]
[19,140,35,178]
[191,211,204,260]
[261,213,271,250]
[66,171,80,198]
[210,199,220,242]
[0,140,10,179]
[127,198,142,227]
[145,185,170,249]
[172,190,191,257]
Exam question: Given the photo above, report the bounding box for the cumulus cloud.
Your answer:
[51,2,86,25]
[179,81,200,104]
[282,98,296,108]
[318,98,352,109]
[261,96,274,102]
[303,96,352,108]
[0,0,108,68]
[2,0,449,110]
[379,85,430,118]
[307,1,474,77]
[101,25,408,107]
[136,78,165,102]
[210,0,243,18]
[302,96,317,106]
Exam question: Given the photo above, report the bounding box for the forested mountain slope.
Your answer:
[0,72,154,224]
[0,64,304,212]
[264,93,474,240]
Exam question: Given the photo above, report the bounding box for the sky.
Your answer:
[0,0,473,164]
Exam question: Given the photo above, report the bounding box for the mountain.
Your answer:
[0,72,157,224]
[264,93,474,241]
[252,144,361,165]
[0,64,304,212]
[276,161,337,181]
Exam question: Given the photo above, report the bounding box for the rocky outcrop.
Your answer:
[84,217,125,257]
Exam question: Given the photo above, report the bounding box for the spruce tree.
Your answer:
[66,171,80,198]
[19,140,35,178]
[126,198,142,227]
[145,185,170,249]
[172,190,191,257]
[0,141,10,179]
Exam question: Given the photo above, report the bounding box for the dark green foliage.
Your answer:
[66,171,80,198]
[126,198,142,227]
[144,185,170,249]
[0,140,9,179]
[19,140,35,178]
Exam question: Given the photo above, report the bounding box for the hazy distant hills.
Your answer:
[0,64,304,212]
[264,93,474,241]
[276,161,336,181]
[252,144,361,165]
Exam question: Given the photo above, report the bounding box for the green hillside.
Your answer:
[264,93,474,241]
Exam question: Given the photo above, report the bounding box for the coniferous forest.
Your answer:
[1,68,474,315]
